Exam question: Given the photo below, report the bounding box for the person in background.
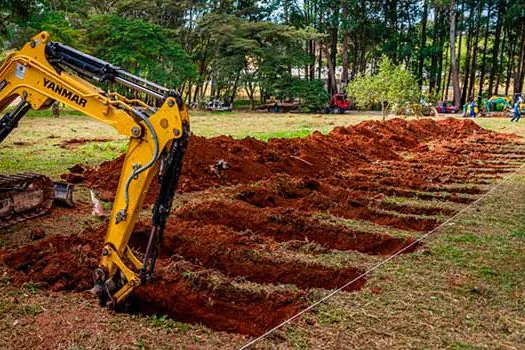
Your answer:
[469,98,477,118]
[511,98,521,122]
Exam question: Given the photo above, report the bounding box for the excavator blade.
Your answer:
[0,174,55,229]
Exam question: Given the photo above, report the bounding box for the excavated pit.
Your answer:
[232,178,441,231]
[130,221,368,291]
[176,200,419,253]
[130,263,307,336]
[0,232,308,336]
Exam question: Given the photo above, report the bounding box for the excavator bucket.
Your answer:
[53,182,75,208]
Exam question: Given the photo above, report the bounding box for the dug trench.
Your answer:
[0,232,308,336]
[2,118,525,336]
[0,209,408,335]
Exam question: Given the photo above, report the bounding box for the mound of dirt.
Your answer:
[175,199,419,252]
[0,228,308,336]
[67,118,489,204]
[0,234,100,291]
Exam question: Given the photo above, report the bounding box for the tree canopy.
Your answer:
[348,56,420,119]
[1,0,524,108]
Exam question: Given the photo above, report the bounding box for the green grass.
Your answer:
[474,116,525,138]
[0,113,125,176]
[0,141,123,176]
[252,128,316,141]
[146,315,190,335]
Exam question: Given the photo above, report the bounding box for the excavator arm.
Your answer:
[0,31,190,306]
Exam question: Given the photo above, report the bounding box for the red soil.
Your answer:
[0,230,307,336]
[176,200,419,252]
[72,118,494,203]
[131,263,307,336]
[0,234,100,292]
[131,221,368,290]
[233,177,440,231]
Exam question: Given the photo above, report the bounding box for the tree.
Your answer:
[85,15,196,89]
[3,0,525,104]
[449,0,461,107]
[347,56,420,120]
[273,78,329,112]
[195,13,318,105]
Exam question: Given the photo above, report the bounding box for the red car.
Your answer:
[435,102,460,113]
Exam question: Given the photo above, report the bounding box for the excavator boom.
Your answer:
[0,32,190,306]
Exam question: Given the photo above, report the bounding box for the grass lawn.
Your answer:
[0,110,524,349]
[3,110,525,177]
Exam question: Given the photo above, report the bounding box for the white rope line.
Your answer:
[239,163,525,350]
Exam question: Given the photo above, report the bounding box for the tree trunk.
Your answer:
[418,0,429,88]
[505,34,517,95]
[488,2,503,95]
[495,28,507,95]
[449,0,461,107]
[317,40,322,80]
[467,2,482,99]
[259,83,265,104]
[330,4,339,92]
[245,78,255,111]
[444,59,452,101]
[478,3,492,96]
[202,77,210,102]
[323,43,337,95]
[304,41,309,79]
[429,6,441,93]
[436,13,446,97]
[513,23,525,94]
[186,81,193,104]
[309,40,316,80]
[461,5,474,104]
[341,0,349,84]
[230,71,241,105]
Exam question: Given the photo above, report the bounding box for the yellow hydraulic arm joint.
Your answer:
[0,32,190,307]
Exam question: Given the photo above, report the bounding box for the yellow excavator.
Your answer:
[0,32,190,306]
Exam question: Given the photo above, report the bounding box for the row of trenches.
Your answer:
[2,118,525,336]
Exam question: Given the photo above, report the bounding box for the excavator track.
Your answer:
[0,174,55,229]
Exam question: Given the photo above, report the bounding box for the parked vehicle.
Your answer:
[328,93,351,114]
[205,97,232,112]
[435,101,460,113]
[262,100,300,113]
